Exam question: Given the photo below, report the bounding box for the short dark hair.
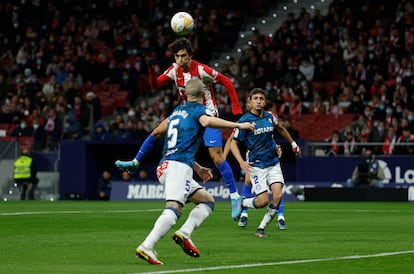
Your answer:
[168,37,193,55]
[248,88,267,99]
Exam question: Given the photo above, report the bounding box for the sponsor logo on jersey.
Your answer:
[254,126,273,135]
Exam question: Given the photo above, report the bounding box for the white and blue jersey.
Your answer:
[160,101,210,168]
[233,111,279,168]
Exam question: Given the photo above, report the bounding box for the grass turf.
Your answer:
[0,201,413,274]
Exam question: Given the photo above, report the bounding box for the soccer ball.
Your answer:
[170,12,194,35]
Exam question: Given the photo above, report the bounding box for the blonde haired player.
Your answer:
[121,79,253,264]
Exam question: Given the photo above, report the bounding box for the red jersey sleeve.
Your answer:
[148,66,171,90]
[215,72,242,115]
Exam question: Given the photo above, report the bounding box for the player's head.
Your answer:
[169,37,193,55]
[248,88,267,100]
[248,88,266,112]
[169,38,193,69]
[185,78,204,100]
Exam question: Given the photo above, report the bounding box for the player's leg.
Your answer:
[173,185,215,257]
[255,164,284,237]
[204,128,241,220]
[137,199,181,265]
[136,161,188,265]
[255,182,282,237]
[115,119,167,173]
[239,174,252,227]
[277,197,287,230]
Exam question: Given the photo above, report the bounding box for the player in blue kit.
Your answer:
[230,88,300,237]
[118,79,253,265]
[223,99,289,229]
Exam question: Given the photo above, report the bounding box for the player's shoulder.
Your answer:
[193,60,216,74]
[265,110,278,119]
[239,111,254,122]
[188,101,208,115]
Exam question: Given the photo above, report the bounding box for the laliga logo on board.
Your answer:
[378,159,414,184]
[377,159,391,184]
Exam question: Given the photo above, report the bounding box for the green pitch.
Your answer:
[1,201,413,274]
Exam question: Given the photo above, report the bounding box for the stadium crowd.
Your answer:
[0,0,413,156]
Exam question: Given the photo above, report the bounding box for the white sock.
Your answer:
[258,206,277,230]
[141,208,178,250]
[178,203,213,238]
[242,197,256,209]
[230,192,240,199]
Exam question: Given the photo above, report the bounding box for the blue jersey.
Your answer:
[233,111,279,168]
[160,101,210,168]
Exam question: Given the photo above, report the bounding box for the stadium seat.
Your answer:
[0,123,11,136]
[113,91,129,108]
[100,98,115,115]
[92,83,107,92]
[107,84,120,93]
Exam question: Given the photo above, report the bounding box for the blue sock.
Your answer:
[241,184,252,214]
[135,135,157,161]
[242,184,252,198]
[216,160,237,194]
[277,198,285,217]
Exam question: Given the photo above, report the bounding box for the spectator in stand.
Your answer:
[309,93,326,115]
[371,120,386,154]
[118,61,139,106]
[343,129,357,156]
[134,119,149,140]
[346,94,365,114]
[71,95,90,135]
[299,82,314,111]
[112,120,132,141]
[282,118,299,139]
[325,130,341,156]
[407,110,414,132]
[396,117,410,136]
[108,114,124,135]
[10,119,33,137]
[62,72,81,105]
[351,114,367,137]
[44,108,63,151]
[326,96,342,118]
[85,92,102,123]
[298,57,315,82]
[90,121,111,141]
[382,126,397,155]
[354,131,371,155]
[120,170,132,182]
[289,95,303,118]
[30,119,47,151]
[96,169,112,201]
[59,104,81,140]
[395,127,414,154]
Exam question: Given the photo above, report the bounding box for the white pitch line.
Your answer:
[0,209,161,216]
[133,250,414,274]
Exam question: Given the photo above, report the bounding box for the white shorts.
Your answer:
[156,160,203,205]
[250,163,284,195]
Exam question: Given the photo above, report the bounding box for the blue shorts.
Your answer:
[203,127,223,147]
